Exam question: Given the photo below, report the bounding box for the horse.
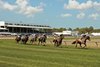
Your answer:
[53,34,64,47]
[38,34,47,46]
[15,35,21,43]
[21,35,29,44]
[72,35,91,48]
[30,34,38,44]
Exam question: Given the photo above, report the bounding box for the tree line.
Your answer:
[52,26,100,34]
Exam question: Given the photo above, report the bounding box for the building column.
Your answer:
[12,27,14,33]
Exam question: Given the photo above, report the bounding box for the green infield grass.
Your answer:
[0,39,100,67]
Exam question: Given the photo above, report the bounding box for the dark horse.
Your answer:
[30,34,38,44]
[53,34,64,47]
[72,35,91,48]
[38,34,47,46]
[21,35,29,44]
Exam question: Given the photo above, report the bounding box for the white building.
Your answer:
[91,33,100,36]
[53,30,78,36]
[0,21,52,34]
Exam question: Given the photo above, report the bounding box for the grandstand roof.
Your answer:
[0,21,51,29]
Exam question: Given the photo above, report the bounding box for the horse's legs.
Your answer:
[16,41,19,44]
[42,40,46,46]
[16,40,18,43]
[83,43,87,48]
[75,44,77,47]
[57,41,62,47]
[43,42,46,46]
[56,43,59,47]
[39,41,42,45]
[30,40,32,44]
[56,41,59,47]
[54,41,56,46]
[79,43,82,48]
[56,41,61,47]
[78,42,82,48]
[57,44,61,47]
[24,41,26,44]
[55,42,57,47]
[75,41,78,47]
[53,40,57,47]
[38,41,40,45]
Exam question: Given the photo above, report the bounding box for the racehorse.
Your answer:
[53,34,64,47]
[30,34,38,44]
[38,34,47,46]
[15,35,21,43]
[72,35,91,48]
[21,35,29,44]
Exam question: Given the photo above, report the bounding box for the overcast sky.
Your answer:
[0,0,100,29]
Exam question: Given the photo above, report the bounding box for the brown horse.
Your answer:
[53,34,64,47]
[72,35,91,48]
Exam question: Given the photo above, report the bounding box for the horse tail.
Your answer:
[72,41,76,44]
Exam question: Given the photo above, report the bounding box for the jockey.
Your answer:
[59,34,64,39]
[32,34,36,38]
[21,35,25,39]
[17,34,21,38]
[38,34,42,39]
[80,34,86,40]
[53,34,58,40]
[43,34,47,39]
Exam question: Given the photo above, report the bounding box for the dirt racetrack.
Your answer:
[0,35,100,48]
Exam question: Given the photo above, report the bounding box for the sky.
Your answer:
[0,0,100,29]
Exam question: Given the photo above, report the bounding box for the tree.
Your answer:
[88,26,94,33]
[52,28,66,32]
[68,28,73,31]
[59,28,66,32]
[74,27,79,31]
[73,26,94,34]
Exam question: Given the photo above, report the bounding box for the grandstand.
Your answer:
[0,21,52,35]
